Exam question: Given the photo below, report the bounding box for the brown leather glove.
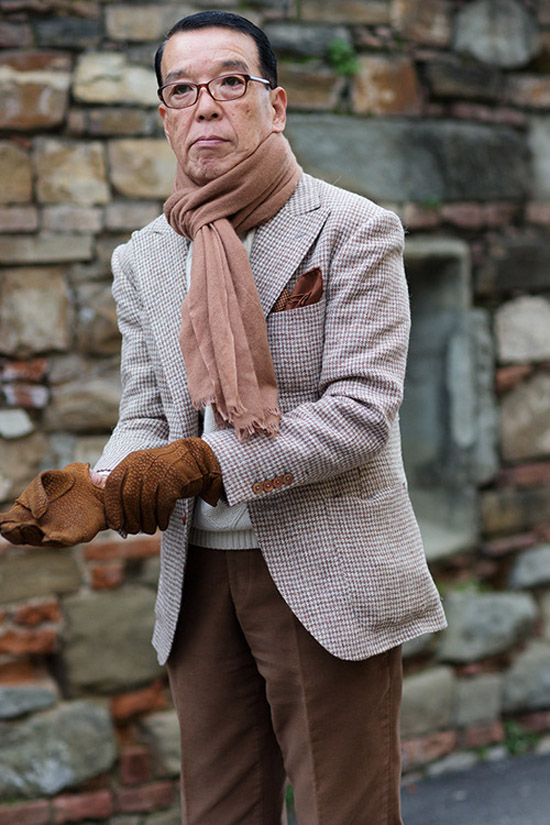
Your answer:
[0,462,107,547]
[104,438,222,535]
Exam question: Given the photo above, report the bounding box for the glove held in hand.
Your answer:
[104,438,222,535]
[0,463,106,547]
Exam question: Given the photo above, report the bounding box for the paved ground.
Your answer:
[400,751,550,825]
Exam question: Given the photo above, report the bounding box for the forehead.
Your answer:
[161,27,261,80]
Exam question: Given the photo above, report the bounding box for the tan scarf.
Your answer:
[164,132,302,440]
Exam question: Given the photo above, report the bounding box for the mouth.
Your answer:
[191,135,228,148]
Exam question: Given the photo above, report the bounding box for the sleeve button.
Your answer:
[263,479,274,493]
[282,473,293,486]
[273,476,283,489]
[252,482,263,495]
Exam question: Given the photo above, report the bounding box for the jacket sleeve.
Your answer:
[203,207,410,507]
[94,240,170,472]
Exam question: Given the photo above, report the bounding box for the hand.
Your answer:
[104,438,222,535]
[0,463,107,547]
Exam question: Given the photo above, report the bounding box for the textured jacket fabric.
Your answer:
[97,173,447,666]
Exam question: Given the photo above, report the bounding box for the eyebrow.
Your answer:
[164,59,250,85]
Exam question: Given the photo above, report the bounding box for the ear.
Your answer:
[270,86,287,134]
[159,104,174,149]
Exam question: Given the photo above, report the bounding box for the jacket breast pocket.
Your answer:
[267,299,326,405]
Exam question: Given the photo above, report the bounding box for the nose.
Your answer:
[195,86,221,120]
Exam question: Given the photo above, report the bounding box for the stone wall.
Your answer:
[1,0,550,819]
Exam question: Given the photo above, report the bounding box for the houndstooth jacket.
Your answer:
[97,173,447,666]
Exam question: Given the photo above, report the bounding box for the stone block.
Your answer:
[0,206,38,233]
[509,544,550,590]
[0,142,32,204]
[300,0,391,24]
[0,547,80,606]
[0,51,71,130]
[400,666,455,738]
[43,373,122,433]
[279,62,344,111]
[105,5,186,42]
[0,266,72,358]
[352,55,422,116]
[454,674,503,728]
[0,22,32,48]
[139,711,181,777]
[500,372,550,462]
[0,700,116,799]
[0,234,93,265]
[391,0,451,46]
[105,200,161,231]
[264,22,351,58]
[84,106,160,137]
[35,16,103,49]
[507,74,550,108]
[424,58,506,102]
[73,53,157,106]
[62,586,163,694]
[529,116,550,199]
[495,296,550,364]
[526,201,550,225]
[42,205,103,234]
[477,237,550,294]
[437,592,538,663]
[454,0,540,68]
[503,641,550,712]
[108,139,176,199]
[76,282,121,357]
[481,485,550,536]
[35,138,109,206]
[285,115,529,202]
[0,409,33,440]
[0,684,58,720]
[542,591,550,641]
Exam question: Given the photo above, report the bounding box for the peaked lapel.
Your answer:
[250,175,331,317]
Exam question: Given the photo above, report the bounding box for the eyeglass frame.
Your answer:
[157,73,273,109]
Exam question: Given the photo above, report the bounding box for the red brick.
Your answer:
[54,791,112,824]
[517,711,550,734]
[114,782,176,813]
[84,534,161,562]
[2,382,50,409]
[495,364,533,394]
[481,532,539,557]
[402,202,441,229]
[464,721,505,748]
[0,659,37,684]
[482,203,518,228]
[0,23,33,49]
[526,202,550,226]
[13,600,61,626]
[0,628,57,655]
[497,462,550,489]
[449,102,527,126]
[419,730,457,762]
[0,800,50,825]
[111,678,168,721]
[91,562,125,590]
[0,358,48,381]
[120,745,153,786]
[440,203,484,229]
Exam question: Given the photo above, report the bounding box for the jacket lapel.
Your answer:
[250,175,330,317]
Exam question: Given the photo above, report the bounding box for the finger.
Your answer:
[104,465,126,530]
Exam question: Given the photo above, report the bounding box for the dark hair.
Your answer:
[154,11,278,89]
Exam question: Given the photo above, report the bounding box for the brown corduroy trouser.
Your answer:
[166,546,404,825]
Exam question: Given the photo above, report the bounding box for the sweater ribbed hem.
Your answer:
[189,526,259,550]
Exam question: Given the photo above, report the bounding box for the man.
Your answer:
[0,11,446,825]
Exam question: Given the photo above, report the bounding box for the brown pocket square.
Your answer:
[273,267,323,312]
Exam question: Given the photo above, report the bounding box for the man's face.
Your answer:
[159,27,287,185]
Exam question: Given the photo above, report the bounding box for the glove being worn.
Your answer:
[0,462,106,547]
[104,438,222,535]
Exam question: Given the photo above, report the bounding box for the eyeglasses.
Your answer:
[158,73,272,109]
